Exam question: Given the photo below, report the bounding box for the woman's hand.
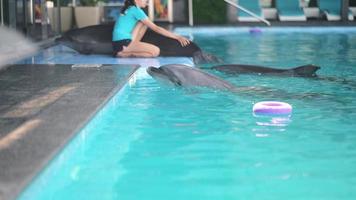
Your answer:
[176,36,190,47]
[141,19,191,47]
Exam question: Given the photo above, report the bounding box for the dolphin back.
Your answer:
[142,29,200,56]
[211,64,321,77]
[57,24,200,57]
[56,24,220,61]
[56,24,113,54]
[58,24,113,43]
[143,31,221,63]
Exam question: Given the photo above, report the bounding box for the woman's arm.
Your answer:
[140,19,190,47]
[131,22,147,42]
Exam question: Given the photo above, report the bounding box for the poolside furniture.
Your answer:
[350,8,355,20]
[303,0,320,19]
[318,0,342,21]
[319,0,354,21]
[351,8,356,20]
[276,0,307,21]
[304,0,353,21]
[237,0,264,22]
[303,6,320,19]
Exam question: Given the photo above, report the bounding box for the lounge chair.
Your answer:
[350,9,355,20]
[319,0,354,20]
[319,0,341,21]
[276,0,307,21]
[303,0,320,19]
[237,0,264,22]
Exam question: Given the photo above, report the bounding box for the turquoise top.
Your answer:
[112,6,148,41]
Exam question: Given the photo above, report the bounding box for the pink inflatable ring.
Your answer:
[253,101,292,115]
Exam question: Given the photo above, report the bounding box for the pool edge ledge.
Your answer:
[0,64,140,200]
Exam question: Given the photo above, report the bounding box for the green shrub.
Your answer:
[53,0,71,7]
[80,0,106,6]
[193,0,227,24]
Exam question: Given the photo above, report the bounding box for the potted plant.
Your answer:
[75,0,106,28]
[47,0,73,32]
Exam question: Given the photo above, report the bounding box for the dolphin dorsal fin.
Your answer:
[293,65,320,77]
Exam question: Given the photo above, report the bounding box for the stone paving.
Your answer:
[0,64,139,200]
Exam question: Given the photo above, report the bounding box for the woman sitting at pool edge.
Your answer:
[113,0,190,58]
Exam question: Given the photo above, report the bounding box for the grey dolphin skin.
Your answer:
[147,64,237,91]
[56,24,221,64]
[211,64,356,89]
[146,64,329,100]
[212,64,321,77]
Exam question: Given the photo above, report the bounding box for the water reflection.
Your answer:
[253,114,292,135]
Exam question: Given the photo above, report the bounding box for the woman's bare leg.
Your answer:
[117,41,160,58]
[117,22,159,58]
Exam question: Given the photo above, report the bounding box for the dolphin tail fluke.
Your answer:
[293,64,321,77]
[55,35,73,47]
[54,36,67,47]
[55,36,94,54]
[193,51,223,64]
[55,35,65,42]
[54,36,74,50]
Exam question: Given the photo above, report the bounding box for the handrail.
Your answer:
[188,0,193,26]
[1,0,4,25]
[224,0,271,26]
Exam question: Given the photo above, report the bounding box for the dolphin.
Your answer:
[210,64,356,90]
[56,24,221,64]
[211,64,321,77]
[147,64,236,91]
[146,64,330,101]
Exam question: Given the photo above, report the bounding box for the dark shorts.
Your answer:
[112,39,131,56]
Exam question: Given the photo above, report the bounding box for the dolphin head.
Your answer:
[147,66,182,86]
[147,64,238,91]
[294,64,321,77]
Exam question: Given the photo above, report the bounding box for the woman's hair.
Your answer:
[121,0,136,14]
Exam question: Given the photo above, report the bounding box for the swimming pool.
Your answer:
[19,27,356,199]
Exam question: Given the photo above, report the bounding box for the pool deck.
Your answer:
[0,45,193,200]
[0,63,139,200]
[1,25,355,199]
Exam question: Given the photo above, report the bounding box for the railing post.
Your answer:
[56,0,61,33]
[341,0,349,21]
[188,0,193,26]
[1,0,4,26]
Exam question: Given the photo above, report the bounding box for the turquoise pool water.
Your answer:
[19,28,356,200]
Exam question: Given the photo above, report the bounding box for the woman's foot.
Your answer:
[116,46,130,57]
[117,51,130,57]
